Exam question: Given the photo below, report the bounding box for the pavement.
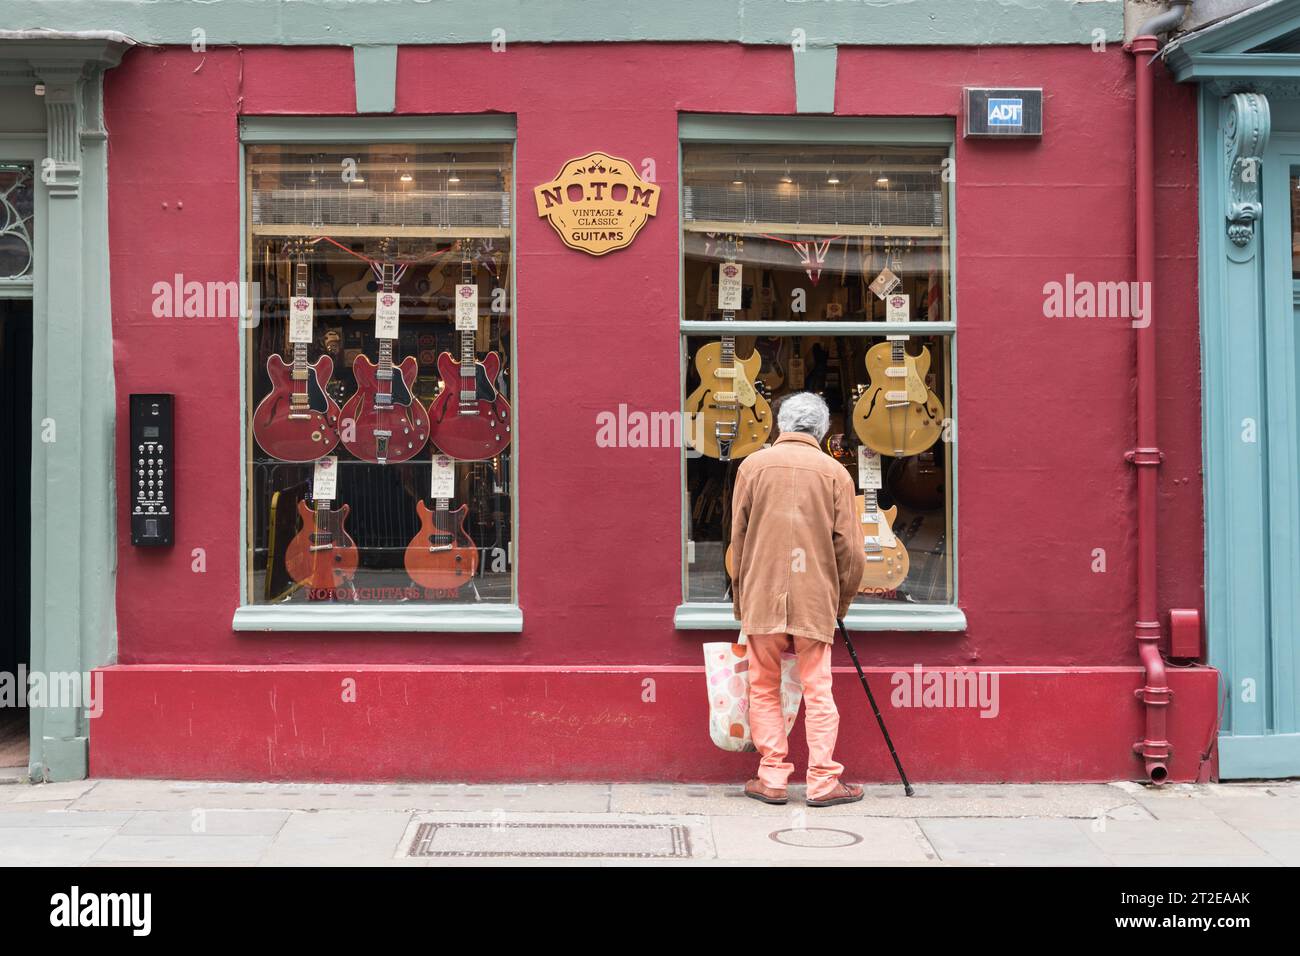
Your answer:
[0,776,1296,866]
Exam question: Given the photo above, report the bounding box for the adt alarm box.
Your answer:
[964,88,1043,137]
[130,393,174,546]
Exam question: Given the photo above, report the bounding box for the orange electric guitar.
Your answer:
[851,337,944,457]
[857,489,909,591]
[285,496,359,593]
[404,497,479,593]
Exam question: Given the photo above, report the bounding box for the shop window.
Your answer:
[681,140,955,613]
[244,142,514,608]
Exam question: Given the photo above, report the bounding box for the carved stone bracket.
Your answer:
[1224,91,1270,248]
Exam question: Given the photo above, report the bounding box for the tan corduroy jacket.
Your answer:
[730,432,866,644]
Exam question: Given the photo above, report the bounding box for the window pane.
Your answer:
[682,143,955,609]
[0,163,35,281]
[245,143,514,606]
[682,144,950,322]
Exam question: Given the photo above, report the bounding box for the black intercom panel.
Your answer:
[130,393,174,546]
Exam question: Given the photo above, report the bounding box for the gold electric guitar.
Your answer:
[851,337,944,457]
[684,236,772,461]
[857,489,909,591]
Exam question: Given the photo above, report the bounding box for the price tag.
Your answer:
[431,454,456,499]
[718,262,743,311]
[858,446,883,490]
[886,293,910,322]
[869,268,900,300]
[375,291,400,339]
[288,296,314,344]
[312,456,339,501]
[455,283,478,331]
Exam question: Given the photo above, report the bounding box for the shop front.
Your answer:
[3,1,1219,783]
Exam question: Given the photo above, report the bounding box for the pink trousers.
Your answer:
[746,632,844,800]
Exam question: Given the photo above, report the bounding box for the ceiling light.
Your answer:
[827,175,840,185]
[400,172,413,182]
[876,177,889,186]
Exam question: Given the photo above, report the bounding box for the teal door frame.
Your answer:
[0,37,130,781]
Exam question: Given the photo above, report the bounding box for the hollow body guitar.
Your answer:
[253,259,341,462]
[852,338,944,457]
[405,498,479,592]
[685,242,772,461]
[428,243,512,461]
[285,498,359,592]
[339,261,430,464]
[857,490,909,591]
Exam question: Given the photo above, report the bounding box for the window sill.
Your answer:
[673,603,966,633]
[231,603,523,633]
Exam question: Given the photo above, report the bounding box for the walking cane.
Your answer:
[837,618,915,797]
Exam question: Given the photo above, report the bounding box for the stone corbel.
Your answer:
[31,65,87,199]
[1224,91,1270,247]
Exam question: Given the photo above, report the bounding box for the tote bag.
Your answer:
[703,635,803,752]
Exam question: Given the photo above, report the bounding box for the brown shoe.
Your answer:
[807,781,864,807]
[744,778,788,805]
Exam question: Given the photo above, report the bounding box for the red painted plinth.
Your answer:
[89,664,1220,783]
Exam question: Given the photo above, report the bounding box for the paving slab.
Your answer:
[1083,818,1270,859]
[1234,828,1300,865]
[260,810,415,866]
[710,815,937,864]
[919,818,1113,866]
[72,780,611,813]
[0,826,119,866]
[7,779,97,803]
[91,833,276,864]
[118,810,290,837]
[612,783,1135,818]
[0,810,135,828]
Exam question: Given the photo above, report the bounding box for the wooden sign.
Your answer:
[533,151,660,256]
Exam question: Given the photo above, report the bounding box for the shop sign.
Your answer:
[533,151,660,255]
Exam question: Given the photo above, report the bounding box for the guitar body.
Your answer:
[252,354,341,462]
[856,496,910,592]
[285,500,359,591]
[684,342,772,460]
[852,342,944,457]
[339,353,430,463]
[338,269,379,321]
[754,336,786,390]
[404,500,480,592]
[428,350,512,461]
[887,452,945,513]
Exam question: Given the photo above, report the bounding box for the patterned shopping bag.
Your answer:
[703,635,803,752]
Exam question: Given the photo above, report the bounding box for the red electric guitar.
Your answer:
[339,259,430,464]
[404,497,480,593]
[252,251,341,462]
[285,496,359,593]
[428,240,512,460]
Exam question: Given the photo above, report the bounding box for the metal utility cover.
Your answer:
[408,822,693,858]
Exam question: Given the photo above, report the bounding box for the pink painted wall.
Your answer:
[104,43,1203,671]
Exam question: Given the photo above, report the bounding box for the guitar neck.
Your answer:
[460,250,475,373]
[377,263,395,376]
[292,261,310,378]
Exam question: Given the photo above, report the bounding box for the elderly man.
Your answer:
[729,392,866,806]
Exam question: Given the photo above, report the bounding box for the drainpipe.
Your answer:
[1126,1,1190,785]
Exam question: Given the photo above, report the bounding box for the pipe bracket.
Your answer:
[1125,447,1164,467]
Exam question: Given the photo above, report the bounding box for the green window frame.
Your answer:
[231,114,522,633]
[673,114,966,633]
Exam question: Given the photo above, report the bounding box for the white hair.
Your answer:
[777,391,831,441]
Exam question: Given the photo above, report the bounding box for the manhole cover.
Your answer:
[408,822,693,858]
[770,827,863,849]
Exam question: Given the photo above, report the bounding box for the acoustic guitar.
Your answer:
[404,497,479,593]
[427,240,513,460]
[851,337,944,457]
[252,249,342,462]
[857,489,909,591]
[339,259,430,464]
[285,497,359,592]
[684,236,773,461]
